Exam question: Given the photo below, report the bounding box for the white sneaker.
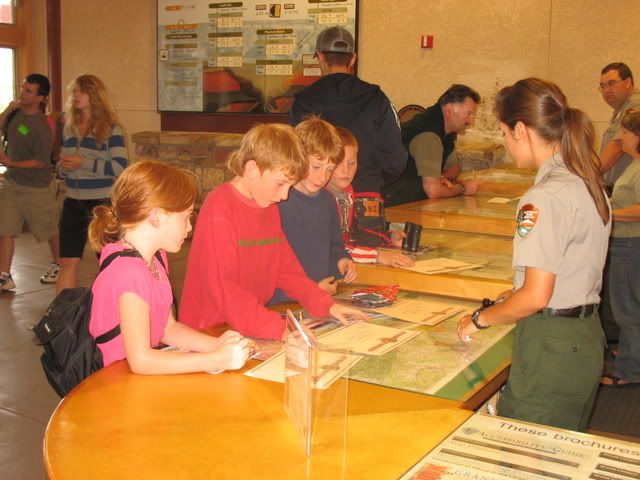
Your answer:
[0,273,15,291]
[40,262,60,284]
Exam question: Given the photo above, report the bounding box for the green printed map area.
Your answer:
[348,293,513,401]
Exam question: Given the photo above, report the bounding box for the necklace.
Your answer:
[120,239,160,280]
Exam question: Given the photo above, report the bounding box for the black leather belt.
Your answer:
[539,304,598,318]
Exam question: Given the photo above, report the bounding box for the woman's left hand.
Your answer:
[60,155,83,171]
[329,303,370,325]
[457,314,479,342]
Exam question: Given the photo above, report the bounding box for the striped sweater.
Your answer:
[58,124,128,199]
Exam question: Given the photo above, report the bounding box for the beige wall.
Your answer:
[358,0,638,142]
[38,1,639,147]
[60,0,160,144]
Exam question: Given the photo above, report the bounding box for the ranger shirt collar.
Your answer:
[534,152,565,185]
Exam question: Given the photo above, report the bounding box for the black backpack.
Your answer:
[34,249,162,397]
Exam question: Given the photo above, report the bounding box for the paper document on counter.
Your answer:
[318,322,420,356]
[374,298,466,326]
[401,257,482,275]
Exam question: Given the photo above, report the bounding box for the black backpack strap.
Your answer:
[99,249,141,272]
[95,324,121,344]
[94,249,173,341]
[92,249,141,344]
[2,107,20,149]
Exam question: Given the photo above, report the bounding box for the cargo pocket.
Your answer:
[536,334,598,399]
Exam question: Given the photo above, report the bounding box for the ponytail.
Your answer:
[561,108,610,225]
[496,78,610,225]
[88,204,121,252]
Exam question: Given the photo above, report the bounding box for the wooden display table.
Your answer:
[386,193,521,237]
[356,228,513,300]
[44,361,471,479]
[458,164,535,196]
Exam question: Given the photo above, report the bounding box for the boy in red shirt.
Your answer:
[180,124,367,339]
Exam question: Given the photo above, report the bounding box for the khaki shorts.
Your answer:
[0,178,59,242]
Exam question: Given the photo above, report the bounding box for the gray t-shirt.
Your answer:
[601,89,640,187]
[5,109,53,187]
[409,132,459,178]
[512,154,611,308]
[611,160,640,238]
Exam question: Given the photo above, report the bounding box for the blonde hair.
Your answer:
[295,116,344,165]
[226,123,307,182]
[65,74,120,145]
[336,126,358,155]
[89,161,198,251]
[495,78,610,225]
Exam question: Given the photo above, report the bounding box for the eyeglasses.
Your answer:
[598,79,623,92]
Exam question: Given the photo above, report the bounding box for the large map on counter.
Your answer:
[157,0,358,112]
[348,293,514,401]
[247,292,514,402]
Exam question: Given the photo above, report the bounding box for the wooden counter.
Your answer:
[44,361,471,479]
[386,193,520,237]
[356,228,513,300]
[458,165,536,196]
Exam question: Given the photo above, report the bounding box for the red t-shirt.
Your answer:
[179,182,334,339]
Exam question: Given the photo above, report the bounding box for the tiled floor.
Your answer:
[0,233,190,479]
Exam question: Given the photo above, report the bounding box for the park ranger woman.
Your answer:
[457,78,611,431]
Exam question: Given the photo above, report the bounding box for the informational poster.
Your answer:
[157,1,358,113]
[401,414,640,480]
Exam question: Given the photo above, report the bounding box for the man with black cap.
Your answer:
[289,26,407,200]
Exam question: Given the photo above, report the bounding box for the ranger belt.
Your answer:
[539,304,598,318]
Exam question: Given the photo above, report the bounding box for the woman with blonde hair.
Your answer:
[55,74,128,292]
[457,78,611,431]
[88,160,250,374]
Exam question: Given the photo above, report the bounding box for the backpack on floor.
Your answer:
[34,249,143,397]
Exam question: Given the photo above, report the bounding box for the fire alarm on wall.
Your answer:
[421,35,434,49]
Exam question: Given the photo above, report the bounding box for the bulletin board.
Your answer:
[157,0,358,114]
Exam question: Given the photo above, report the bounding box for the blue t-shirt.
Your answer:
[270,187,350,304]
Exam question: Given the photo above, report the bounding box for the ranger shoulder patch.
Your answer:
[516,203,539,237]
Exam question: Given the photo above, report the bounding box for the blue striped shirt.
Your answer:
[58,124,128,199]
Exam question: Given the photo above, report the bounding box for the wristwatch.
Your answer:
[471,308,489,329]
[459,183,466,195]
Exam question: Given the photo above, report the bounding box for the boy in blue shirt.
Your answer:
[271,117,356,303]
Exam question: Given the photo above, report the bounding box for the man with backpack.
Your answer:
[0,73,61,291]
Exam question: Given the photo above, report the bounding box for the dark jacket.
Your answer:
[289,73,407,194]
[382,103,456,206]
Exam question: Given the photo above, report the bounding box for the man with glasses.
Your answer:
[382,84,482,206]
[599,63,640,188]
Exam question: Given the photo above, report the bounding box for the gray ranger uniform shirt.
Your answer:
[512,154,611,308]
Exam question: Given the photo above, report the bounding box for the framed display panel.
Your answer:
[356,228,514,300]
[386,193,521,237]
[458,165,536,196]
[157,0,358,114]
